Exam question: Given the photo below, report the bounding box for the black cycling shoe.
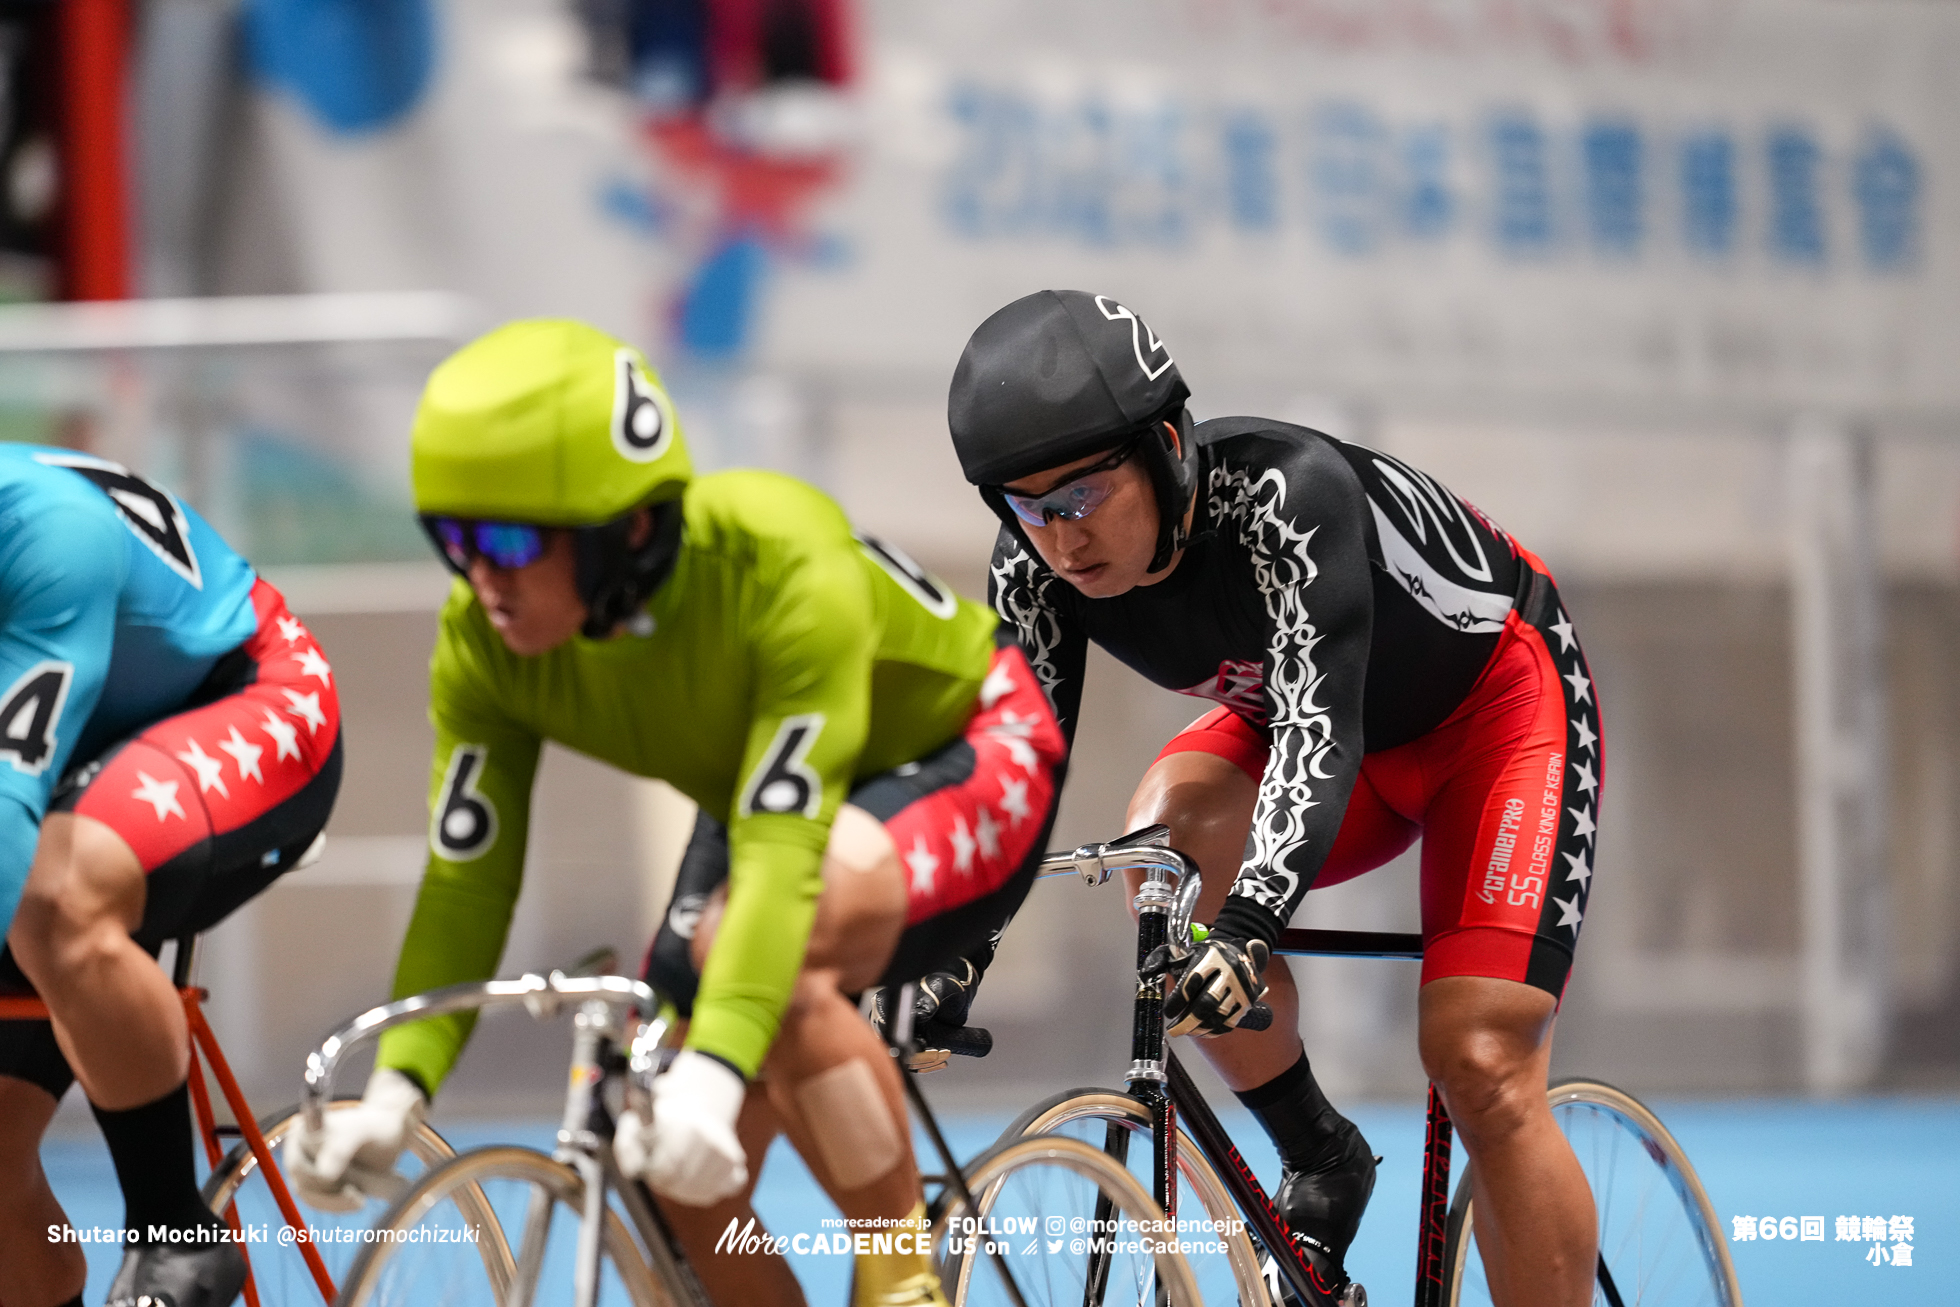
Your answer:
[1259,1233,1368,1307]
[1263,1117,1379,1306]
[105,1240,248,1307]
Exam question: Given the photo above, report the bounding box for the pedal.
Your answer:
[1256,1236,1358,1307]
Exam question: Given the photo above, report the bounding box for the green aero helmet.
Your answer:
[412,318,691,524]
[412,319,692,638]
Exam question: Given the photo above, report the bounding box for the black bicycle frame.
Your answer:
[1121,923,1453,1307]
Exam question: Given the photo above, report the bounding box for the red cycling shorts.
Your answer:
[1158,593,1600,997]
[853,641,1067,983]
[52,578,344,940]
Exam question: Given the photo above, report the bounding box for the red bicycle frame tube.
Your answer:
[0,987,337,1303]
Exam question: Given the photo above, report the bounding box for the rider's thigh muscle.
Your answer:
[689,804,904,992]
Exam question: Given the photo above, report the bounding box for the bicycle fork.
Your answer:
[1120,866,1178,1307]
[534,999,615,1307]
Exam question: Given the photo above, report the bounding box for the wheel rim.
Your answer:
[199,1103,455,1306]
[1014,1091,1272,1306]
[339,1146,669,1307]
[1448,1081,1742,1307]
[939,1134,1204,1307]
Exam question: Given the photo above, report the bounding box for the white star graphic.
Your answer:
[132,771,184,822]
[1568,803,1597,841]
[175,738,229,798]
[282,689,327,734]
[979,662,1017,710]
[949,817,976,873]
[260,708,301,762]
[974,805,1002,862]
[1573,760,1597,796]
[998,776,1031,828]
[993,733,1040,775]
[1562,850,1593,890]
[991,709,1036,738]
[1554,895,1583,931]
[1548,611,1576,653]
[1563,666,1592,705]
[294,646,333,686]
[1571,715,1597,754]
[904,835,939,896]
[276,615,307,644]
[218,726,264,784]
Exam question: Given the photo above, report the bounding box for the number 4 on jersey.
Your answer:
[0,661,73,775]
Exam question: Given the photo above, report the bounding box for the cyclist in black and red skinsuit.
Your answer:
[941,290,1602,1307]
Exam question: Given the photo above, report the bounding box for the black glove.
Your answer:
[1161,936,1271,1037]
[873,960,993,1073]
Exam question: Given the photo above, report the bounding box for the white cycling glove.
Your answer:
[284,1067,427,1213]
[615,1049,748,1206]
[1164,936,1271,1037]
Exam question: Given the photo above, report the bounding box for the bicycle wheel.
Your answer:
[1003,1087,1271,1306]
[200,1099,456,1305]
[336,1145,673,1307]
[1443,1078,1742,1307]
[938,1133,1203,1307]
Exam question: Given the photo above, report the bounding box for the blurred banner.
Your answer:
[70,0,1952,1102]
[759,0,1952,418]
[204,0,1958,419]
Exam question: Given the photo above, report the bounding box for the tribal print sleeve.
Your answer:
[987,526,1089,748]
[1207,444,1376,947]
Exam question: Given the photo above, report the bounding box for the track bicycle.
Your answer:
[0,933,455,1307]
[307,967,1201,1307]
[977,826,1743,1307]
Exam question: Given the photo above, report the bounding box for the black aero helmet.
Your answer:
[948,289,1196,573]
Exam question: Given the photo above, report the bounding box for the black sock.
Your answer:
[1233,1053,1353,1174]
[90,1082,226,1243]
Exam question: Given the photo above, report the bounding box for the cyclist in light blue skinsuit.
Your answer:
[0,445,343,1307]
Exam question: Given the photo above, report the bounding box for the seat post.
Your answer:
[171,933,200,988]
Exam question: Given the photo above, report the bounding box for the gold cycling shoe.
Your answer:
[854,1269,951,1307]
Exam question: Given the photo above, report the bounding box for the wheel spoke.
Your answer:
[1447,1082,1739,1307]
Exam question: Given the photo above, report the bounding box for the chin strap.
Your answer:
[1144,408,1198,573]
[576,499,685,638]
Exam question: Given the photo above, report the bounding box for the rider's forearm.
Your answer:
[1212,893,1286,949]
[374,867,523,1096]
[686,829,824,1079]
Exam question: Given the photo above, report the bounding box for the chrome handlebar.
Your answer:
[301,971,665,1132]
[1039,824,1205,959]
[1045,825,1278,1034]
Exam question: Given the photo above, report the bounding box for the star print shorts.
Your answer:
[0,580,342,1099]
[643,639,1066,1012]
[1157,567,1600,998]
[51,577,343,941]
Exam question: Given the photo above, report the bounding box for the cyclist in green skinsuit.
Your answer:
[285,320,1066,1307]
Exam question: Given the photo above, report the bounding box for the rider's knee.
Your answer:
[10,870,128,980]
[1420,1026,1542,1140]
[777,967,848,1032]
[1123,753,1259,921]
[9,876,82,973]
[1125,751,1254,837]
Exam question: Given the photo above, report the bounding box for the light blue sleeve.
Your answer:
[0,501,125,936]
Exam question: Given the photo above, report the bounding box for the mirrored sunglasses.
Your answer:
[421,516,550,572]
[1000,440,1140,528]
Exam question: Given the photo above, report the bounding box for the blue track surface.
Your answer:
[40,1096,1957,1305]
